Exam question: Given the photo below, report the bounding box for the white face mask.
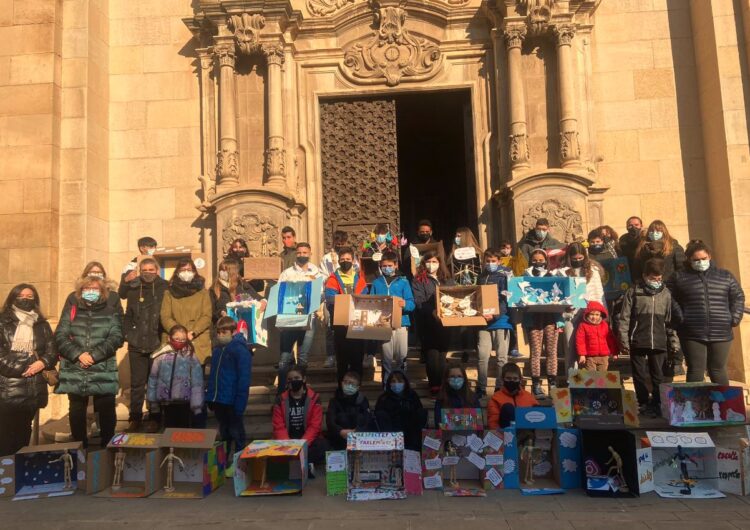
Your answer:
[426,262,439,274]
[146,248,156,256]
[219,270,229,281]
[178,270,195,283]
[691,259,710,272]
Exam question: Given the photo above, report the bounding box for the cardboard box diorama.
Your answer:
[233,440,308,496]
[660,382,746,427]
[0,442,86,500]
[408,242,449,277]
[421,408,506,496]
[227,299,268,347]
[96,432,164,498]
[716,430,750,496]
[581,429,650,497]
[141,247,208,280]
[552,370,639,428]
[333,294,402,340]
[598,257,632,301]
[505,407,582,495]
[436,285,500,326]
[346,432,414,501]
[243,256,282,281]
[150,429,226,499]
[265,278,324,329]
[506,276,587,312]
[642,431,724,499]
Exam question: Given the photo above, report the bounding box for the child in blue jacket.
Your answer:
[206,316,252,475]
[367,251,415,385]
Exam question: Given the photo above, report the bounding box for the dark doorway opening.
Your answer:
[395,90,477,250]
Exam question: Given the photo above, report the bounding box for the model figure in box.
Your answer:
[605,446,628,492]
[50,449,74,489]
[160,447,185,492]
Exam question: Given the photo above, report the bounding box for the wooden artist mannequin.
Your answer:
[445,441,459,488]
[521,438,536,485]
[161,448,185,492]
[112,449,126,489]
[605,446,628,492]
[50,450,74,489]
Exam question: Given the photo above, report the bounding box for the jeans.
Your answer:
[630,348,668,406]
[213,403,246,458]
[477,328,510,393]
[334,326,364,382]
[279,327,314,391]
[0,404,35,455]
[69,394,116,448]
[128,348,152,422]
[381,327,408,385]
[681,339,732,385]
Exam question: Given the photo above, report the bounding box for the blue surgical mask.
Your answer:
[691,259,710,272]
[376,234,387,244]
[645,280,662,290]
[648,231,663,241]
[381,266,395,277]
[448,377,465,390]
[485,263,499,273]
[535,229,548,239]
[454,236,462,246]
[390,382,405,394]
[342,383,359,396]
[82,289,100,303]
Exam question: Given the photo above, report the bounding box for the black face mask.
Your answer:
[340,261,353,272]
[589,244,604,254]
[627,226,640,237]
[504,380,521,394]
[417,233,432,242]
[570,258,584,269]
[289,379,305,392]
[141,272,157,283]
[14,299,35,312]
[296,256,310,266]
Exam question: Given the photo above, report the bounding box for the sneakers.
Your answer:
[532,378,546,398]
[323,356,335,368]
[509,349,522,359]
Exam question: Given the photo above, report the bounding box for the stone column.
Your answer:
[263,44,286,186]
[553,23,581,168]
[214,39,239,187]
[504,24,530,169]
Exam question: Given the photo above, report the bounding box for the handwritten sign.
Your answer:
[424,457,443,471]
[485,467,503,487]
[467,452,486,470]
[243,257,281,280]
[483,432,503,452]
[423,474,443,489]
[347,432,404,451]
[422,436,442,451]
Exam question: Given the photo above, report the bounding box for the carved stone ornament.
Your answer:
[524,0,554,36]
[197,175,216,214]
[223,213,280,257]
[521,198,583,243]
[216,148,239,183]
[560,130,581,164]
[504,25,527,49]
[214,45,236,68]
[265,147,286,178]
[509,132,530,165]
[263,44,285,66]
[307,0,356,17]
[228,13,266,55]
[553,23,576,46]
[342,3,443,87]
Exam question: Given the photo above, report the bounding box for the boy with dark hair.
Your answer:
[280,226,297,270]
[487,363,539,429]
[122,235,158,282]
[518,218,563,262]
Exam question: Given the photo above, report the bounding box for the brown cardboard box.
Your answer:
[4,442,85,500]
[435,285,500,327]
[410,242,449,277]
[95,432,164,498]
[139,247,208,280]
[0,453,16,498]
[243,257,282,280]
[333,294,402,340]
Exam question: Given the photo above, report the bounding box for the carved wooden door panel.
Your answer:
[319,97,400,251]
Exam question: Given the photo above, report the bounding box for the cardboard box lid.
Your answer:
[568,369,622,388]
[436,285,499,326]
[506,276,587,309]
[108,432,162,449]
[240,440,306,459]
[334,294,402,330]
[347,432,404,451]
[265,278,323,319]
[243,257,282,280]
[646,431,715,449]
[439,408,483,431]
[16,442,82,454]
[161,428,217,449]
[514,407,557,429]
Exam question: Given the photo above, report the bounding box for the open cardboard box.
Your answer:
[552,370,639,428]
[95,432,164,498]
[0,442,86,500]
[139,247,208,280]
[333,294,402,340]
[233,440,307,496]
[581,429,645,497]
[151,428,225,499]
[346,432,408,501]
[436,285,499,327]
[409,242,449,277]
[713,427,750,496]
[243,256,282,281]
[265,278,324,329]
[506,276,587,312]
[660,382,746,427]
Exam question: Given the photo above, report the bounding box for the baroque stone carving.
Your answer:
[222,213,280,257]
[342,3,443,87]
[560,130,580,164]
[197,175,216,214]
[214,45,236,68]
[319,98,400,249]
[263,44,285,66]
[553,23,576,46]
[216,148,239,184]
[523,0,554,36]
[509,133,530,165]
[265,147,286,178]
[521,198,583,243]
[307,0,356,17]
[504,25,526,49]
[228,13,265,55]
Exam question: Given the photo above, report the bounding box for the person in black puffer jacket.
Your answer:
[118,257,168,431]
[375,371,427,451]
[326,371,372,450]
[667,240,745,385]
[0,284,58,455]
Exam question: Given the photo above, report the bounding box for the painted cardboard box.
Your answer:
[421,408,506,496]
[0,442,86,500]
[243,256,282,280]
[95,432,165,498]
[597,257,632,301]
[326,446,422,498]
[435,285,500,327]
[265,278,324,329]
[227,300,268,346]
[151,428,226,499]
[506,276,587,312]
[233,440,307,496]
[552,370,639,427]
[660,382,746,427]
[715,430,750,496]
[642,431,724,499]
[581,429,650,497]
[333,294,402,340]
[505,407,582,494]
[346,432,410,501]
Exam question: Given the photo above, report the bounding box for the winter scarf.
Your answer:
[169,276,205,299]
[11,307,38,353]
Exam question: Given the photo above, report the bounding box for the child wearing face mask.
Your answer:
[374,371,427,451]
[367,252,415,386]
[434,363,480,427]
[618,258,679,416]
[147,325,204,428]
[487,363,538,429]
[575,301,619,372]
[326,371,372,450]
[206,317,251,474]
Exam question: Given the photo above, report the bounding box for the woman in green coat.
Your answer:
[55,276,123,448]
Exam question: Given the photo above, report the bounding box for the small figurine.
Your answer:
[605,446,629,493]
[520,438,537,485]
[444,440,459,488]
[682,400,696,423]
[712,402,721,422]
[669,445,699,495]
[352,452,363,487]
[50,449,74,490]
[112,449,126,490]
[160,447,186,492]
[259,457,269,489]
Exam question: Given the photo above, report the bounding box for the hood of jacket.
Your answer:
[583,300,608,319]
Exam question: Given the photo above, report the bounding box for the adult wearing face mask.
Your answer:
[326,371,372,450]
[160,258,213,365]
[434,363,480,427]
[375,370,427,451]
[667,240,745,385]
[121,236,158,284]
[619,216,643,272]
[487,363,539,429]
[0,284,57,455]
[119,258,168,432]
[62,261,123,317]
[518,218,563,262]
[633,220,686,281]
[55,277,123,448]
[210,259,264,324]
[412,251,454,392]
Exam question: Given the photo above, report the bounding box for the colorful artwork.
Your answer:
[226,300,268,346]
[234,440,308,497]
[109,433,160,448]
[346,432,410,501]
[347,432,404,452]
[553,371,639,427]
[439,408,483,431]
[506,276,587,311]
[660,383,746,427]
[265,279,324,329]
[598,257,632,300]
[12,446,83,500]
[325,451,348,496]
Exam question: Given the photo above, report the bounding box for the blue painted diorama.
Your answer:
[265,279,324,328]
[506,277,587,312]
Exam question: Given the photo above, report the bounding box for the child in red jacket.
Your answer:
[576,301,618,371]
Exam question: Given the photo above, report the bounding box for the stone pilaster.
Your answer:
[214,38,240,188]
[504,23,530,169]
[553,23,581,168]
[264,44,286,186]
